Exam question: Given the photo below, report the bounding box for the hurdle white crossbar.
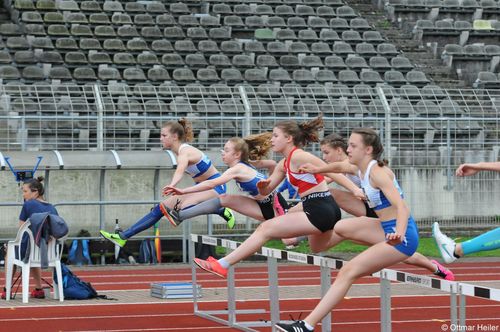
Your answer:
[191,234,500,332]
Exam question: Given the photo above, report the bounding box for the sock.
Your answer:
[218,257,230,269]
[461,228,500,256]
[178,198,222,220]
[303,321,314,331]
[121,205,163,239]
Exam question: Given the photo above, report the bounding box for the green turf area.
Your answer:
[217,237,500,258]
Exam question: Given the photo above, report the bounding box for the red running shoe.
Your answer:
[194,256,228,278]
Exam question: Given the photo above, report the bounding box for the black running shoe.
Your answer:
[275,321,313,332]
[160,200,182,227]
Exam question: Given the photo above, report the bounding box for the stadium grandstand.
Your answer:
[0,0,499,237]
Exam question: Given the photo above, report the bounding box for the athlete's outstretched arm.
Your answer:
[164,168,237,195]
[166,153,190,188]
[456,161,500,177]
[299,159,357,175]
[257,159,286,196]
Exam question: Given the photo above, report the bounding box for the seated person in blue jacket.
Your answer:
[2,176,58,299]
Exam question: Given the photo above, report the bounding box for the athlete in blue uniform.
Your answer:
[100,119,234,247]
[162,132,290,226]
[433,161,500,263]
[276,128,422,332]
[299,133,453,281]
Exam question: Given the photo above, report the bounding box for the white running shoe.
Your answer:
[432,222,457,264]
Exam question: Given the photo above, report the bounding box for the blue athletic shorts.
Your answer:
[381,216,419,256]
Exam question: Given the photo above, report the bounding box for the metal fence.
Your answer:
[0,84,499,164]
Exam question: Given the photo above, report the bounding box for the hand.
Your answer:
[353,188,366,201]
[385,233,403,246]
[257,179,271,193]
[456,164,479,177]
[162,186,185,196]
[298,163,319,174]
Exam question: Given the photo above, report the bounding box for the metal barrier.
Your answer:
[190,234,500,332]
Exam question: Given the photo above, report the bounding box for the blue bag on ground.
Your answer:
[54,263,113,300]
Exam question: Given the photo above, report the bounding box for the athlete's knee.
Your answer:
[334,219,350,238]
[337,262,363,281]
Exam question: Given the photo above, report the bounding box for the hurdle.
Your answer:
[190,234,500,332]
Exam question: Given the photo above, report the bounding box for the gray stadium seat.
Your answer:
[319,29,340,42]
[221,40,243,54]
[38,51,63,64]
[209,54,231,67]
[79,38,102,51]
[443,44,463,56]
[151,39,174,53]
[88,52,112,65]
[89,13,110,25]
[325,55,347,70]
[421,84,446,99]
[245,69,268,83]
[267,41,289,55]
[353,84,375,98]
[209,27,231,40]
[363,31,385,44]
[308,17,329,29]
[213,4,232,15]
[400,84,421,98]
[73,67,97,81]
[338,70,360,84]
[277,28,297,41]
[22,66,45,81]
[14,50,35,64]
[377,43,399,57]
[25,24,46,36]
[298,29,319,41]
[351,18,371,30]
[233,54,254,68]
[7,36,30,50]
[280,55,300,68]
[49,66,72,80]
[384,70,407,86]
[123,67,147,81]
[336,6,357,19]
[333,41,354,56]
[391,56,414,71]
[162,53,184,67]
[172,68,195,82]
[198,40,220,54]
[221,68,243,83]
[246,16,265,28]
[141,27,162,39]
[245,41,266,54]
[276,5,295,16]
[360,70,383,84]
[342,30,363,44]
[31,37,54,49]
[288,41,310,53]
[256,54,279,68]
[103,1,123,13]
[137,51,159,66]
[315,69,337,82]
[406,70,430,86]
[416,100,441,117]
[330,18,350,30]
[197,68,220,83]
[65,51,87,65]
[267,16,287,28]
[44,12,64,24]
[454,20,472,30]
[164,27,186,40]
[301,55,324,68]
[316,5,336,17]
[117,25,140,39]
[21,12,43,23]
[94,26,116,38]
[174,40,197,53]
[70,25,93,37]
[156,14,176,27]
[269,68,292,82]
[234,4,253,16]
[311,42,332,55]
[125,2,145,13]
[0,51,12,64]
[185,54,208,68]
[103,39,126,52]
[36,0,55,11]
[356,42,378,57]
[146,2,166,13]
[369,56,391,70]
[178,15,199,27]
[346,55,369,69]
[288,16,308,29]
[113,52,136,66]
[200,15,220,28]
[296,5,315,16]
[187,27,208,40]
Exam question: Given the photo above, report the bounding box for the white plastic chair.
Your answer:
[5,221,66,303]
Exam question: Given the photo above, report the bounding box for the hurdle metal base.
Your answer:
[195,310,268,332]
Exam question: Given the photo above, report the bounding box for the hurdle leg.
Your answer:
[380,270,392,332]
[268,256,280,330]
[450,283,458,327]
[458,284,466,328]
[320,265,332,332]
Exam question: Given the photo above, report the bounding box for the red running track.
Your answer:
[0,261,499,331]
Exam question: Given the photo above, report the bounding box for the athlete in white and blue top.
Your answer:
[100,119,234,248]
[163,133,290,224]
[299,132,453,282]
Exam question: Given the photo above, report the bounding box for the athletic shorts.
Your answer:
[381,216,419,256]
[301,191,341,233]
[257,192,289,220]
[197,173,227,195]
[364,201,378,218]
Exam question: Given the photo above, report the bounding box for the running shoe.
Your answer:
[220,208,235,229]
[31,288,45,299]
[276,321,313,332]
[432,222,457,264]
[160,200,182,227]
[194,256,228,278]
[100,230,127,248]
[1,288,6,300]
[431,259,455,281]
